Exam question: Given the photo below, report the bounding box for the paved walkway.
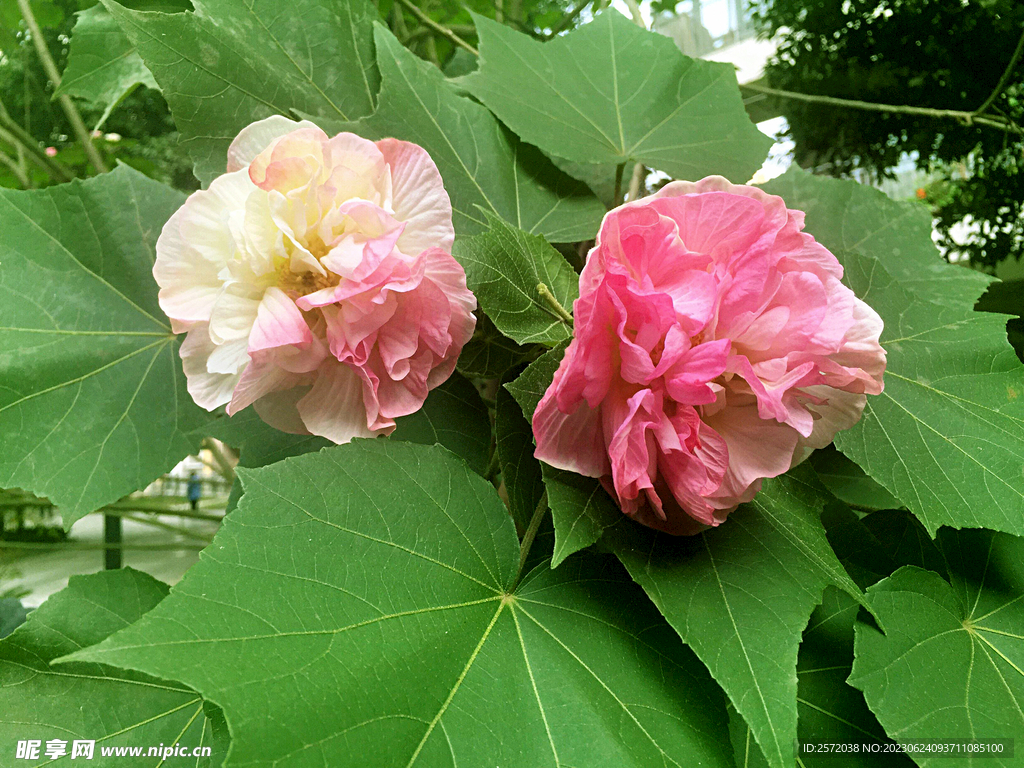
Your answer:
[3,512,222,608]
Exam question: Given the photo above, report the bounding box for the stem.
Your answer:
[485,447,500,482]
[627,162,645,201]
[536,282,574,324]
[975,27,1024,117]
[740,82,1019,134]
[513,490,548,589]
[17,0,108,174]
[612,161,625,206]
[395,0,479,56]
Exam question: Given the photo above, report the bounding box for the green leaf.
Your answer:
[542,466,620,568]
[104,0,380,184]
[57,6,159,131]
[761,167,994,310]
[456,313,532,379]
[337,26,606,243]
[506,340,567,419]
[0,166,214,527]
[809,446,901,511]
[68,441,736,768]
[462,12,771,184]
[794,589,914,768]
[0,599,27,640]
[851,529,1024,764]
[727,588,913,768]
[824,506,947,591]
[0,568,226,767]
[605,467,865,768]
[209,372,492,510]
[503,345,621,566]
[495,367,545,531]
[453,214,578,346]
[390,371,492,477]
[835,250,1024,537]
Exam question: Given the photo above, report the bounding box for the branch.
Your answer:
[622,0,644,27]
[975,26,1024,117]
[740,82,1021,134]
[0,115,73,181]
[547,0,591,38]
[627,162,645,200]
[17,0,108,174]
[0,147,29,187]
[394,0,478,56]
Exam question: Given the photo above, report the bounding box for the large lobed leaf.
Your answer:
[762,167,994,310]
[851,528,1024,767]
[57,5,160,130]
[68,441,735,768]
[604,468,866,768]
[836,251,1024,537]
[0,568,226,767]
[103,0,381,183]
[338,26,606,242]
[763,169,1024,538]
[462,11,771,185]
[0,165,214,526]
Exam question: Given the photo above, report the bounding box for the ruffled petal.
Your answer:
[297,363,378,442]
[227,116,321,172]
[377,138,455,254]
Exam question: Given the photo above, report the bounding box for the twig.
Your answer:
[17,0,108,174]
[740,82,1020,134]
[395,0,478,56]
[975,26,1024,117]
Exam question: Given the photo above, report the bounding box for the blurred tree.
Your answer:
[749,0,1024,271]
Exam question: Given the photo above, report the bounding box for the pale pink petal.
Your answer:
[208,284,262,345]
[791,385,867,466]
[226,360,305,416]
[227,116,321,172]
[376,138,455,254]
[702,391,800,506]
[297,363,378,442]
[154,207,224,325]
[180,325,241,410]
[253,386,312,435]
[248,287,312,352]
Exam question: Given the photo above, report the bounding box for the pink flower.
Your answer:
[154,116,476,442]
[533,176,886,535]
[44,147,57,157]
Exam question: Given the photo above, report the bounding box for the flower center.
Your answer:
[276,260,341,296]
